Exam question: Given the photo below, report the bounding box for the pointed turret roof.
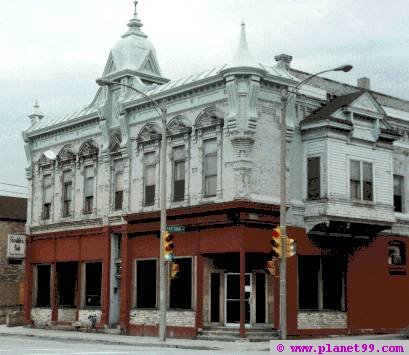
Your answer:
[223,21,263,71]
[101,1,169,84]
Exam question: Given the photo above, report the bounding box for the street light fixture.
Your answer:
[278,64,353,340]
[96,78,168,342]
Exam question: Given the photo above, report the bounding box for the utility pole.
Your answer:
[158,105,167,342]
[279,88,288,340]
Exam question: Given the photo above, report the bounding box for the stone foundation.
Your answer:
[58,308,77,322]
[31,308,52,327]
[129,309,195,327]
[0,306,22,325]
[297,311,347,329]
[78,309,102,326]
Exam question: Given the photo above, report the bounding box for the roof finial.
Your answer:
[122,0,146,38]
[29,99,44,124]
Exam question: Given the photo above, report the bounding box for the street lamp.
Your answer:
[96,78,168,342]
[278,64,352,340]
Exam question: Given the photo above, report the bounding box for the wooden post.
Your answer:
[239,250,245,338]
[195,255,204,330]
[100,226,111,325]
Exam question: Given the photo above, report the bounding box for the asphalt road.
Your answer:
[0,335,269,355]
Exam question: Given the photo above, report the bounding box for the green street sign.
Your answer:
[167,225,186,233]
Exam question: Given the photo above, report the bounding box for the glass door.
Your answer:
[225,273,251,326]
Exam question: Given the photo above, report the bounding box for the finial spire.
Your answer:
[225,20,259,69]
[122,0,146,38]
[29,99,44,125]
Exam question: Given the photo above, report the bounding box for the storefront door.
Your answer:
[225,273,251,326]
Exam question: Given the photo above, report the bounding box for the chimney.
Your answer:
[274,53,293,71]
[357,77,370,90]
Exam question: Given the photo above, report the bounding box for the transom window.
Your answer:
[350,160,373,201]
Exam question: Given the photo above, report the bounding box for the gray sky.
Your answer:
[1,0,408,196]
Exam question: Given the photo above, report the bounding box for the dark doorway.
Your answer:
[226,273,250,324]
[210,273,220,322]
[256,273,266,323]
[85,262,102,307]
[36,264,51,307]
[56,262,78,308]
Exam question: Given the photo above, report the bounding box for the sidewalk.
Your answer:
[0,325,271,352]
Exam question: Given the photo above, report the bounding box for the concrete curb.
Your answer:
[0,331,221,351]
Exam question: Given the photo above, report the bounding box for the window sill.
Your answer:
[82,306,101,310]
[350,199,375,207]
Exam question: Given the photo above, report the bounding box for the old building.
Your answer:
[22,4,408,338]
[0,196,26,324]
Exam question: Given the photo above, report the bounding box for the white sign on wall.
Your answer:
[7,234,26,259]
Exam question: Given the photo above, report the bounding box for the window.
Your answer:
[114,160,123,210]
[173,146,185,202]
[62,170,73,217]
[85,262,102,307]
[56,262,77,308]
[388,241,406,266]
[350,160,373,201]
[144,153,156,206]
[203,139,217,197]
[169,258,192,309]
[42,174,52,220]
[307,157,320,200]
[36,264,51,307]
[394,175,404,212]
[298,256,345,311]
[84,166,94,214]
[136,260,157,308]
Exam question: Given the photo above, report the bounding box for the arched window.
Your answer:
[388,241,406,266]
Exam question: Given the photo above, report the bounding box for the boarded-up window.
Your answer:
[85,262,102,307]
[144,153,156,206]
[114,160,123,210]
[136,260,157,308]
[36,264,51,307]
[394,175,404,212]
[84,166,94,214]
[169,258,192,309]
[204,139,217,197]
[63,170,73,217]
[173,146,185,202]
[307,157,320,200]
[42,175,52,219]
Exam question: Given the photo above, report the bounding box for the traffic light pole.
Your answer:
[279,89,288,340]
[159,106,168,342]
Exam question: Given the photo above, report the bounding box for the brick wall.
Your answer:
[297,311,347,329]
[0,220,25,306]
[129,310,195,327]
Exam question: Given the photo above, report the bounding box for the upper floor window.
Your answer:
[144,153,156,206]
[393,175,404,213]
[388,241,406,266]
[350,160,373,201]
[42,174,52,220]
[307,157,320,200]
[173,146,185,202]
[62,170,73,217]
[203,139,217,197]
[114,160,123,211]
[84,166,94,214]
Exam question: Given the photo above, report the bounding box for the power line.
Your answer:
[0,182,28,189]
[0,189,28,196]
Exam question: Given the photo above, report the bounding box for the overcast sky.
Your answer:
[1,0,408,196]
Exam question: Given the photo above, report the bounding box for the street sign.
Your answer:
[166,225,186,233]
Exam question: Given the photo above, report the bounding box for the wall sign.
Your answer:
[7,234,26,259]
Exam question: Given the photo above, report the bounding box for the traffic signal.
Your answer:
[163,231,175,261]
[266,259,278,276]
[286,238,296,258]
[170,262,180,279]
[271,227,282,258]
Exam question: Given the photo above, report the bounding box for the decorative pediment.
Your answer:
[140,52,161,76]
[57,145,76,164]
[167,116,192,137]
[195,107,224,130]
[137,123,161,144]
[350,92,385,115]
[78,140,99,159]
[38,153,54,168]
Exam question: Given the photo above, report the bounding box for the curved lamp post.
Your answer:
[278,64,352,340]
[96,78,168,342]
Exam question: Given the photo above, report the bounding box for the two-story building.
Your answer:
[22,3,408,338]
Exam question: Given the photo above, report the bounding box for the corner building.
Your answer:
[22,5,409,338]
